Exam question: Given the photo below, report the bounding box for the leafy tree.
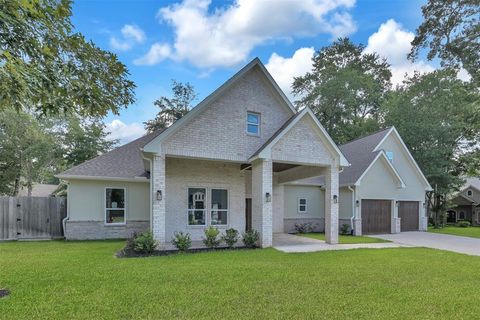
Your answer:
[292,38,392,144]
[409,0,480,85]
[144,80,197,133]
[0,0,135,116]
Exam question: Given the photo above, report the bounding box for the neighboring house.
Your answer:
[57,58,349,247]
[18,184,58,197]
[284,127,432,235]
[446,177,480,225]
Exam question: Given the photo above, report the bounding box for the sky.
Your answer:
[71,0,439,144]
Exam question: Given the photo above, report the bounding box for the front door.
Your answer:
[245,198,252,232]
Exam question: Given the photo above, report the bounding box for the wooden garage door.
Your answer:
[398,201,419,231]
[361,199,391,234]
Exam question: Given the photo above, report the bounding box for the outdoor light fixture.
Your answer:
[333,195,338,203]
[395,201,400,207]
[265,192,272,202]
[356,200,360,207]
[423,202,426,208]
[156,190,162,201]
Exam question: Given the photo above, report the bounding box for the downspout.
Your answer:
[62,182,70,239]
[347,185,355,234]
[142,153,153,232]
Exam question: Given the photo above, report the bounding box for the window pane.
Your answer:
[188,210,205,225]
[247,113,259,124]
[188,188,205,209]
[212,189,228,209]
[106,209,125,223]
[247,124,259,134]
[299,199,306,205]
[211,210,227,225]
[106,188,125,208]
[299,205,306,212]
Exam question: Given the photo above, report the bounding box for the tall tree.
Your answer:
[409,0,480,85]
[144,80,197,133]
[292,38,392,144]
[0,0,135,116]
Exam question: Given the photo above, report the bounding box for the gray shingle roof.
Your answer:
[58,129,165,179]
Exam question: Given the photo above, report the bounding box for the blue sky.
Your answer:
[72,0,435,143]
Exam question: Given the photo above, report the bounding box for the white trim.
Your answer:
[143,58,296,153]
[354,151,406,188]
[246,111,261,137]
[57,175,149,183]
[297,197,307,214]
[373,127,432,191]
[104,187,127,225]
[250,108,350,167]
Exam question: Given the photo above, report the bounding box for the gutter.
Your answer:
[62,182,70,239]
[347,185,355,235]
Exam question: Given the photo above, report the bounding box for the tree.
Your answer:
[409,0,480,85]
[0,0,135,116]
[144,80,197,133]
[292,38,392,144]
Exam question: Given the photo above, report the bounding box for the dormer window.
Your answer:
[467,190,473,196]
[247,112,260,136]
[386,151,394,163]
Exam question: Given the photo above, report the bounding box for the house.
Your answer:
[57,58,433,245]
[446,177,480,225]
[282,127,432,235]
[57,58,350,247]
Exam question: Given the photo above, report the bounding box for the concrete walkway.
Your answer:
[273,233,407,253]
[373,231,480,256]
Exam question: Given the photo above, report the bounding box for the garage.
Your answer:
[361,199,391,234]
[398,201,419,231]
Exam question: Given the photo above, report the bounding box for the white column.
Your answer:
[152,155,166,246]
[325,165,339,244]
[420,201,427,231]
[252,159,273,248]
[392,200,401,233]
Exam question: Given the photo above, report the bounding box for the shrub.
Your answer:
[242,229,260,248]
[458,220,471,228]
[203,226,221,249]
[294,222,314,234]
[222,228,239,248]
[124,232,138,252]
[133,231,158,254]
[340,224,350,235]
[172,232,192,252]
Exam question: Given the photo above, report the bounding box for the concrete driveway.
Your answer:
[373,232,480,256]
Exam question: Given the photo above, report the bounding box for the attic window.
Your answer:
[386,151,394,163]
[247,112,260,136]
[467,190,473,196]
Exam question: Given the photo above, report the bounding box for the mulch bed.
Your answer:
[117,245,257,258]
[0,288,10,298]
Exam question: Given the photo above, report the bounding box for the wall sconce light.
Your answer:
[265,192,272,202]
[395,201,400,207]
[422,202,426,208]
[355,200,360,207]
[156,190,162,201]
[333,195,338,204]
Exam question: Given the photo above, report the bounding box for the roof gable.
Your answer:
[355,151,405,188]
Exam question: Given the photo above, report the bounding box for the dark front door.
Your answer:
[361,199,392,234]
[245,198,252,232]
[398,201,419,231]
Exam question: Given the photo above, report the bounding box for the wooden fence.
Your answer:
[0,197,66,240]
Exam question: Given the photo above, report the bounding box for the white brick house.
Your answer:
[58,58,349,247]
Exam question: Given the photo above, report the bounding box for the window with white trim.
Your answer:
[467,189,473,196]
[188,188,206,225]
[386,151,394,163]
[298,198,307,213]
[105,188,125,224]
[247,112,260,136]
[211,189,228,225]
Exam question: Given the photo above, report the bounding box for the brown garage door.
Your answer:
[398,201,419,231]
[361,199,391,234]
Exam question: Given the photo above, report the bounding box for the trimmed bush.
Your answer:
[172,232,192,252]
[203,226,221,248]
[133,231,158,254]
[340,224,350,235]
[222,228,239,248]
[458,220,471,228]
[294,222,315,234]
[242,229,260,248]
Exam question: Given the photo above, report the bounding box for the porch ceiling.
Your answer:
[241,162,299,172]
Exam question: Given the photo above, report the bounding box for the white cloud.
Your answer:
[110,24,146,51]
[134,43,172,65]
[141,0,356,68]
[364,19,434,86]
[265,47,315,100]
[105,119,146,144]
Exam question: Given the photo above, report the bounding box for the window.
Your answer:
[188,188,206,225]
[247,112,260,136]
[105,188,125,224]
[459,211,466,220]
[211,189,228,225]
[467,190,473,196]
[386,151,394,163]
[298,198,307,213]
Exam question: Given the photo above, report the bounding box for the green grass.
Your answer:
[428,226,480,239]
[1,241,480,319]
[297,232,390,244]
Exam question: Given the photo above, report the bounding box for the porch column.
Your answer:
[325,165,339,244]
[252,159,273,248]
[392,201,401,233]
[152,155,166,246]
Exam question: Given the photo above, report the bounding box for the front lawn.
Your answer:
[1,241,480,319]
[297,232,390,244]
[428,226,480,239]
